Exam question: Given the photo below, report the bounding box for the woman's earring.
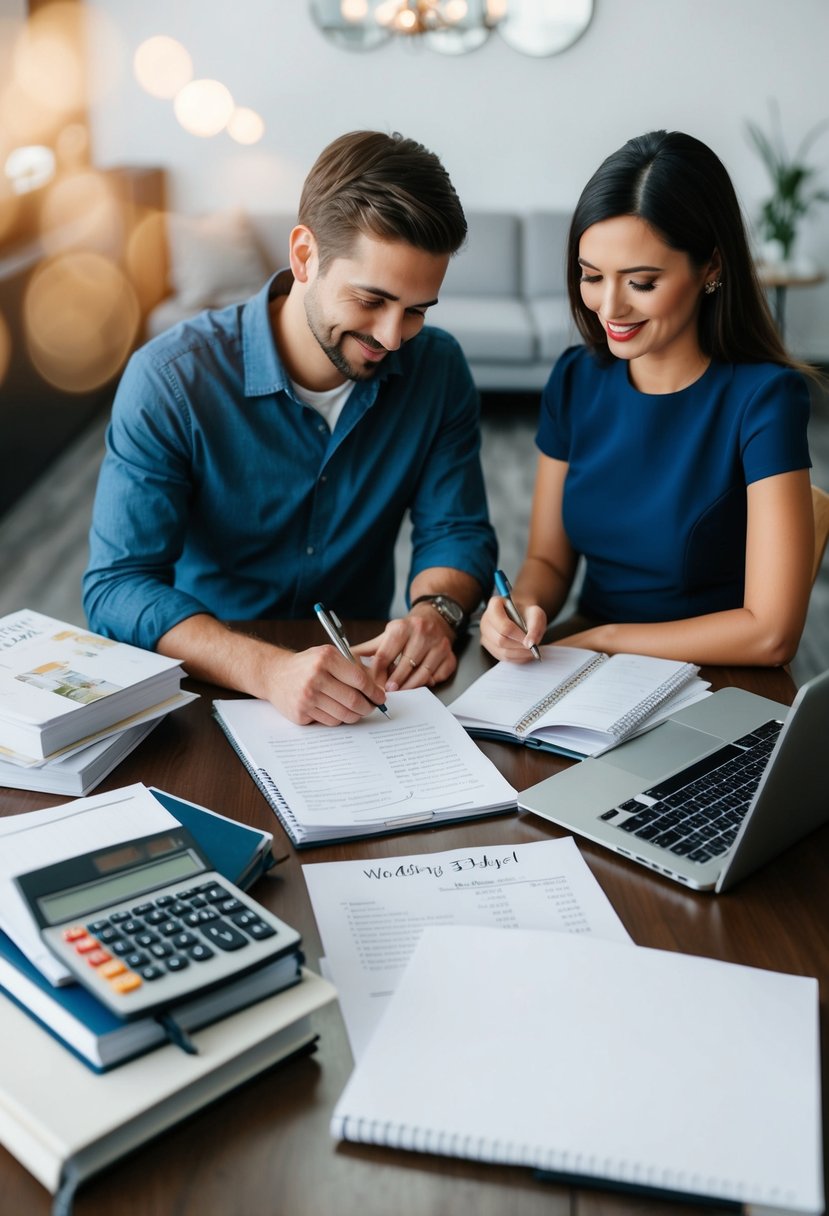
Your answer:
[704,279,722,295]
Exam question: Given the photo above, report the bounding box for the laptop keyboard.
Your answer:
[599,719,783,864]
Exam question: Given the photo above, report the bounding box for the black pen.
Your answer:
[313,602,391,717]
[493,570,542,661]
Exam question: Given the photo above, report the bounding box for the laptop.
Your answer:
[518,668,829,892]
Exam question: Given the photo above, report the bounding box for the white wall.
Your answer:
[85,0,829,359]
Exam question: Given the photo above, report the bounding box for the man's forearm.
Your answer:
[156,613,292,700]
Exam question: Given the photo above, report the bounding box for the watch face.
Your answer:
[434,596,464,626]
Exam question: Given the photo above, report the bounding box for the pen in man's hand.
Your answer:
[313,602,391,716]
[493,571,542,661]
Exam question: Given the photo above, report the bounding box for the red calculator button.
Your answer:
[74,936,99,954]
[87,948,112,967]
[63,926,88,942]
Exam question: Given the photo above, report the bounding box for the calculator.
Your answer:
[15,827,301,1020]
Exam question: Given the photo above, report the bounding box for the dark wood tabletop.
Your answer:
[1,622,825,1216]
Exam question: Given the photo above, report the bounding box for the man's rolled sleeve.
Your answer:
[406,337,497,595]
[82,354,208,650]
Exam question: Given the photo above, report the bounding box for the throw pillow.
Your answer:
[166,209,268,308]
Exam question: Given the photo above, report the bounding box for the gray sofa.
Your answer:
[146,209,576,393]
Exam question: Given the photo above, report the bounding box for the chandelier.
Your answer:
[359,0,502,35]
[311,0,593,56]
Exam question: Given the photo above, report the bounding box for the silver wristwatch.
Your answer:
[410,594,468,635]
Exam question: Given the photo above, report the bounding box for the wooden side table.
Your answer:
[756,264,826,337]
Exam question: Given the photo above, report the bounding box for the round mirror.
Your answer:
[497,0,593,56]
[425,25,492,54]
[309,0,392,50]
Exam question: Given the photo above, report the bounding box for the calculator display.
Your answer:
[36,851,204,925]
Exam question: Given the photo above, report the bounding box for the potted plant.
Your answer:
[746,101,829,270]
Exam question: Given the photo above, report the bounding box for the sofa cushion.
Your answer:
[429,297,536,363]
[247,214,296,271]
[166,209,268,308]
[442,212,522,297]
[528,295,575,363]
[523,211,570,300]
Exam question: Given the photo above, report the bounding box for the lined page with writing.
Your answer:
[213,688,516,845]
[332,924,823,1214]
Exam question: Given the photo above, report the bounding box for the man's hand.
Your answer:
[262,644,389,725]
[157,615,388,726]
[352,610,457,691]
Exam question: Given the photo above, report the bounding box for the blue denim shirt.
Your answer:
[83,274,497,650]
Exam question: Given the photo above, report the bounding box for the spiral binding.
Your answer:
[254,766,303,838]
[513,653,608,734]
[331,1113,750,1199]
[606,664,695,740]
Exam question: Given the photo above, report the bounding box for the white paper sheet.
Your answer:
[304,836,632,1059]
[0,783,178,984]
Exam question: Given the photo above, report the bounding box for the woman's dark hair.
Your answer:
[566,129,808,372]
[299,130,466,269]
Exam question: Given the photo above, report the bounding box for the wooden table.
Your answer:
[1,622,826,1216]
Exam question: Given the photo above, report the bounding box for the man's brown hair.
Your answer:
[298,130,467,268]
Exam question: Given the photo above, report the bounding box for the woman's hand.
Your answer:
[480,596,547,662]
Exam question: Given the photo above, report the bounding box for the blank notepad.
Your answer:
[332,925,823,1213]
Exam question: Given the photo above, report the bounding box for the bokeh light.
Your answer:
[5,145,55,195]
[173,79,234,138]
[0,312,11,390]
[39,170,123,257]
[24,252,140,394]
[227,107,265,146]
[134,35,193,100]
[55,122,90,169]
[341,0,369,19]
[125,210,169,314]
[13,2,86,115]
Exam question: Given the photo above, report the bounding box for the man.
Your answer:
[83,130,496,725]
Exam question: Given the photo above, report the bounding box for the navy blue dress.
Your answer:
[536,346,811,623]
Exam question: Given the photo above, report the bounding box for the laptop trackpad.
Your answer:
[598,721,718,781]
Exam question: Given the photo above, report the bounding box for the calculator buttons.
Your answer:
[201,921,248,951]
[110,972,142,994]
[99,959,126,979]
[43,871,299,1020]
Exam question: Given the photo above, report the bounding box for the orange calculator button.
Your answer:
[63,926,88,942]
[87,948,112,967]
[74,936,99,954]
[110,972,142,994]
[99,959,126,979]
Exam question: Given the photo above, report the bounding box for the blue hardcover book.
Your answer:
[0,789,287,1072]
[147,787,277,887]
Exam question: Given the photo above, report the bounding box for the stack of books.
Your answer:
[0,609,197,795]
[0,785,336,1206]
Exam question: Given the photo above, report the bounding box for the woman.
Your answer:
[481,130,815,668]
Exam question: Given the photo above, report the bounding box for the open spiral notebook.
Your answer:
[448,646,710,757]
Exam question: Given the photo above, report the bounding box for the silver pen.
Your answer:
[493,570,542,661]
[313,602,391,717]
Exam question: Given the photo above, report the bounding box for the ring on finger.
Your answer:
[405,655,418,669]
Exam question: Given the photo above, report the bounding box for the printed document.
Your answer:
[303,836,631,1058]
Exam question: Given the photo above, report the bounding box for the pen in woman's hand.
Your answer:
[314,603,391,716]
[493,571,542,661]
